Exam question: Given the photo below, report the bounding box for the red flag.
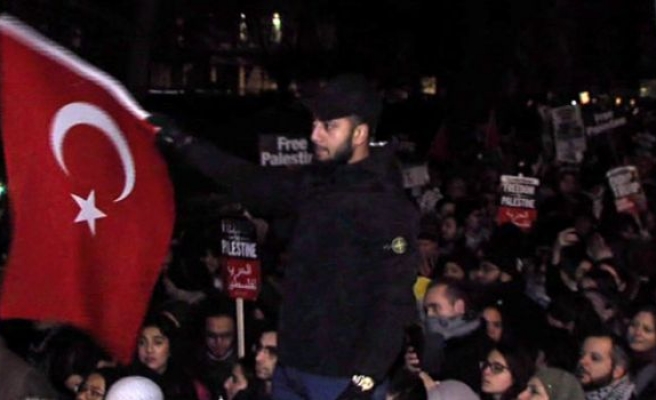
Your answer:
[427,122,449,163]
[0,16,175,364]
[485,109,500,150]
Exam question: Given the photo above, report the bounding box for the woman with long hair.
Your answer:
[132,313,202,400]
[626,304,656,400]
[479,343,534,400]
[76,367,123,400]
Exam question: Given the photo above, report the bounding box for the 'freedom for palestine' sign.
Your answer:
[497,174,540,231]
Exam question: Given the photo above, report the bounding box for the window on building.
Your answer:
[271,12,282,43]
[239,13,248,43]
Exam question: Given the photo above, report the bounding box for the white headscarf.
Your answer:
[105,376,163,400]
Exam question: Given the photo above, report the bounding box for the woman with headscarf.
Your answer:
[517,367,585,400]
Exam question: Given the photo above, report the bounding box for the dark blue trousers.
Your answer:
[272,366,387,400]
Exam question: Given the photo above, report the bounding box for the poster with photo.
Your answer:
[552,105,586,164]
[606,166,645,215]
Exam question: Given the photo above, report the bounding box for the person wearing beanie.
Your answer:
[470,228,547,346]
[440,247,477,282]
[517,367,585,400]
[153,73,420,400]
[471,224,524,286]
[426,379,480,400]
[105,376,163,400]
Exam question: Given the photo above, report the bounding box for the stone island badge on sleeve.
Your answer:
[390,236,408,254]
[352,375,375,391]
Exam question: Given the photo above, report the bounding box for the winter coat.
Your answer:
[178,141,420,381]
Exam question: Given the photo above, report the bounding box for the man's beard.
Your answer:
[314,129,355,165]
[576,366,615,391]
[331,138,354,164]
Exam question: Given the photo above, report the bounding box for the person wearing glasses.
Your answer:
[76,367,123,400]
[479,344,534,400]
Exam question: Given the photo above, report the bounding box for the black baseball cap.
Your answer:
[302,74,382,126]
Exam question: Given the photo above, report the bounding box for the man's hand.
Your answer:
[147,113,193,150]
[585,232,613,261]
[336,375,375,400]
[404,346,422,374]
[556,227,579,249]
[552,227,579,265]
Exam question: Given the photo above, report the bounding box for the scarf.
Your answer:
[585,375,635,400]
[421,316,481,378]
[425,315,481,340]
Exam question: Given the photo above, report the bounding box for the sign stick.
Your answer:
[237,297,245,357]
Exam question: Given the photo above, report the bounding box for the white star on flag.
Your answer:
[71,190,106,235]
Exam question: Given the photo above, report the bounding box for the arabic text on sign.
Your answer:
[229,279,258,291]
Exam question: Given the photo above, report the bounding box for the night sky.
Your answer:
[1,1,655,138]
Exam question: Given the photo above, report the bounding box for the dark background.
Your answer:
[1,1,655,170]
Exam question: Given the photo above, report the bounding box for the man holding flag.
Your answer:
[152,74,420,400]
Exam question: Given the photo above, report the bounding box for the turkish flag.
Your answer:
[0,16,175,364]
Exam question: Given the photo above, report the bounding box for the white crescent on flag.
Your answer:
[50,101,136,203]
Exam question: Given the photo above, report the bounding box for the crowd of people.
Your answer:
[0,74,656,400]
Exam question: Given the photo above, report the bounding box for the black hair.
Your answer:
[46,326,111,394]
[628,304,656,343]
[386,369,427,400]
[137,312,183,367]
[203,300,236,321]
[547,293,604,343]
[79,366,124,396]
[426,278,471,312]
[584,332,632,373]
[485,343,535,400]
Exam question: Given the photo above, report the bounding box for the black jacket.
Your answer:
[422,317,491,391]
[178,141,420,381]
